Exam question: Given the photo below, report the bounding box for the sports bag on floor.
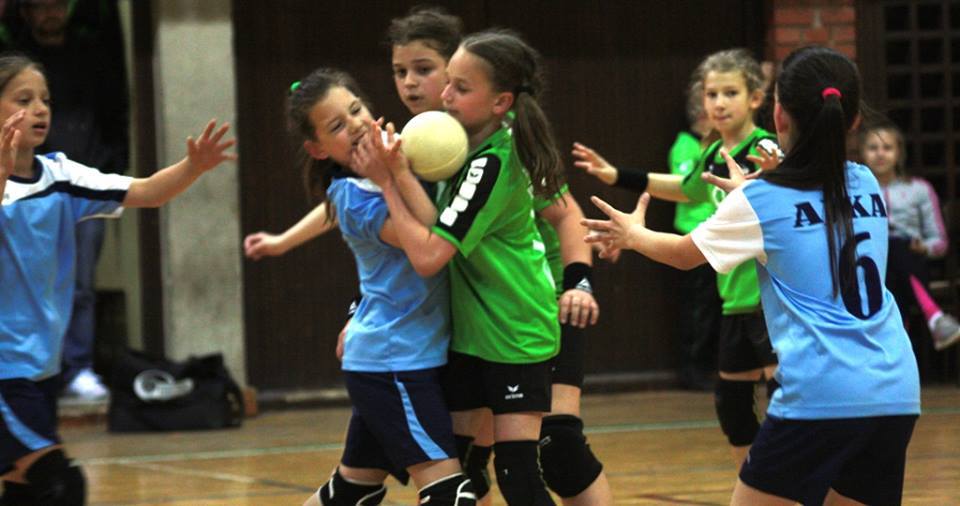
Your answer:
[107,350,244,432]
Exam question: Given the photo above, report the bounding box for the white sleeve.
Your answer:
[690,185,765,274]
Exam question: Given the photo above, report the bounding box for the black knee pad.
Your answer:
[493,441,555,506]
[23,450,85,506]
[454,435,474,467]
[2,480,36,505]
[463,444,491,500]
[538,415,603,498]
[318,468,386,505]
[766,377,781,400]
[714,379,761,447]
[419,473,476,506]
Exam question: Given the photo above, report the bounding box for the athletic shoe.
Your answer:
[64,368,109,401]
[932,314,960,351]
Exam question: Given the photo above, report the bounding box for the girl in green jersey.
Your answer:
[572,49,781,468]
[355,29,564,506]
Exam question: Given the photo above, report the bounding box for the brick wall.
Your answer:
[767,0,856,62]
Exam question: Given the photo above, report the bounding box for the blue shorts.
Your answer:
[740,414,917,506]
[0,377,62,474]
[341,368,456,484]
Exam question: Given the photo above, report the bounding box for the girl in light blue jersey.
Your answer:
[287,68,473,506]
[0,53,235,505]
[582,46,920,506]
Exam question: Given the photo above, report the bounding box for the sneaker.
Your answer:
[64,368,109,401]
[932,314,960,351]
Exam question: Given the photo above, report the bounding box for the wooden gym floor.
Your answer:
[65,387,960,505]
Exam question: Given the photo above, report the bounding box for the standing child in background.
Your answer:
[356,29,563,506]
[583,44,920,506]
[0,53,235,505]
[860,122,960,351]
[288,68,474,506]
[670,76,721,391]
[572,49,780,467]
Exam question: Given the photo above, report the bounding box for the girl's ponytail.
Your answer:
[764,46,862,297]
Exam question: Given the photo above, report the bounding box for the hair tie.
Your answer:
[289,80,302,93]
[821,87,842,100]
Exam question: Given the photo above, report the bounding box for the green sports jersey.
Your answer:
[681,127,777,314]
[668,131,713,234]
[432,126,560,363]
[533,184,568,297]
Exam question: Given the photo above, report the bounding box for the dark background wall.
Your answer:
[232,0,767,393]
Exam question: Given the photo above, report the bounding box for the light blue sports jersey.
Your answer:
[1,153,132,380]
[328,173,450,372]
[692,161,920,419]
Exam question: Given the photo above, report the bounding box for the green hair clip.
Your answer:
[289,81,301,93]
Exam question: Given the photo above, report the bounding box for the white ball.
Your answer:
[401,111,469,182]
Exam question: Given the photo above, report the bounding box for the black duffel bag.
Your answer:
[108,350,244,432]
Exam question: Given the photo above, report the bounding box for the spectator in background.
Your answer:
[16,0,129,401]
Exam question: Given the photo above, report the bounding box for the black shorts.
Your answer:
[441,351,552,415]
[341,368,457,484]
[550,323,585,388]
[718,312,778,373]
[740,414,917,506]
[0,377,61,475]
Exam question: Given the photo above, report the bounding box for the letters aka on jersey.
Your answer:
[793,193,887,228]
[438,155,501,241]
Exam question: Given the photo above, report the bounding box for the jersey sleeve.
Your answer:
[534,183,568,213]
[690,183,765,273]
[333,181,389,244]
[432,154,505,257]
[63,157,133,221]
[681,142,716,203]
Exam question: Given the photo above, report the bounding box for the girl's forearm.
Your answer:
[279,203,336,253]
[393,169,437,225]
[124,157,201,208]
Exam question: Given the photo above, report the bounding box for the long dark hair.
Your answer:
[287,67,370,217]
[763,46,861,297]
[461,29,564,198]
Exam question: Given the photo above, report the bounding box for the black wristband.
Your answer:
[562,262,593,293]
[346,294,362,320]
[613,168,648,193]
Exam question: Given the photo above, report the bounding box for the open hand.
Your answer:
[572,142,619,186]
[187,120,237,173]
[581,193,651,259]
[0,111,24,180]
[701,148,758,193]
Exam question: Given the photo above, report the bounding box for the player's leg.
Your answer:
[464,413,493,505]
[1,377,84,506]
[539,324,610,506]
[486,359,555,506]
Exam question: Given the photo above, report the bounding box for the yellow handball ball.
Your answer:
[400,111,468,182]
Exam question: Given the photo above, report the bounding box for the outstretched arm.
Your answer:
[244,203,338,260]
[539,192,599,327]
[582,193,706,271]
[123,120,236,208]
[572,142,688,202]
